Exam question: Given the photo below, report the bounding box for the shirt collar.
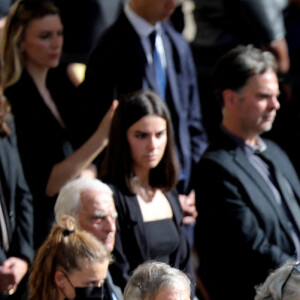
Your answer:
[124,2,162,38]
[221,126,267,155]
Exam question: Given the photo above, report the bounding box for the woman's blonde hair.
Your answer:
[0,55,11,135]
[28,215,111,300]
[0,0,59,90]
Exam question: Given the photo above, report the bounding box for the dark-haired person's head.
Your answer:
[100,89,179,193]
[213,45,280,144]
[213,45,278,107]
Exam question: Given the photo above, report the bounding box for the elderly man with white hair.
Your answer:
[55,177,122,300]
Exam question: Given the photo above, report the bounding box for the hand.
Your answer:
[0,257,28,295]
[0,17,7,34]
[178,189,198,225]
[96,100,119,146]
[66,63,86,87]
[80,164,97,178]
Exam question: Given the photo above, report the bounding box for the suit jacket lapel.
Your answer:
[125,193,149,260]
[262,149,300,232]
[119,13,157,93]
[234,148,296,236]
[144,58,158,92]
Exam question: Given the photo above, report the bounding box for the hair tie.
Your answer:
[63,229,75,237]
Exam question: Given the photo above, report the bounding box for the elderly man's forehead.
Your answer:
[80,189,113,202]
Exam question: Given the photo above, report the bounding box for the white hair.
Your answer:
[54,178,113,222]
[124,261,191,300]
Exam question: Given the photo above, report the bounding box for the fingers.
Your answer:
[1,286,16,296]
[106,99,119,117]
[0,270,16,294]
[111,99,119,110]
[183,216,196,225]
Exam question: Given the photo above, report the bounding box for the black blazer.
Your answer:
[194,129,300,300]
[109,185,195,295]
[78,12,208,193]
[5,66,77,248]
[0,116,33,265]
[103,271,123,300]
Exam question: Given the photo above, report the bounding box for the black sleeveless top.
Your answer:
[144,218,180,263]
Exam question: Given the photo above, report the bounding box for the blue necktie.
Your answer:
[149,30,167,100]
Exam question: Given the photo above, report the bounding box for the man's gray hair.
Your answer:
[54,177,113,222]
[255,261,300,300]
[124,261,191,300]
[213,44,278,106]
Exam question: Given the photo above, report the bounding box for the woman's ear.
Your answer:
[54,270,65,288]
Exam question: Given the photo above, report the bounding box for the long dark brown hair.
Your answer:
[100,90,180,194]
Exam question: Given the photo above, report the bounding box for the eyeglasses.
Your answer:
[281,261,300,294]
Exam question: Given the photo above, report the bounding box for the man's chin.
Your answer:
[103,242,114,253]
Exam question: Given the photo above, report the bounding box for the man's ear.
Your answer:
[54,270,65,288]
[222,89,239,108]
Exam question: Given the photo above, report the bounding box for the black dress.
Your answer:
[108,184,195,295]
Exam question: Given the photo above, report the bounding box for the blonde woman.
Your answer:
[0,0,118,248]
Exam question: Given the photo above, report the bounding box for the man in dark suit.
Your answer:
[0,101,33,298]
[194,45,300,300]
[53,0,128,64]
[77,0,208,201]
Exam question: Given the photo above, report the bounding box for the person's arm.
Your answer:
[0,119,33,295]
[0,16,6,33]
[265,37,290,74]
[45,100,118,197]
[185,41,209,165]
[108,187,132,290]
[239,0,289,73]
[0,257,28,294]
[8,118,34,263]
[178,189,198,224]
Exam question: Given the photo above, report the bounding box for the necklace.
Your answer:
[131,176,156,203]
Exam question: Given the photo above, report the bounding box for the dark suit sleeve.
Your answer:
[168,190,196,297]
[238,0,286,44]
[109,187,132,290]
[75,37,118,142]
[8,149,34,264]
[0,119,34,265]
[195,157,293,275]
[184,41,208,164]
